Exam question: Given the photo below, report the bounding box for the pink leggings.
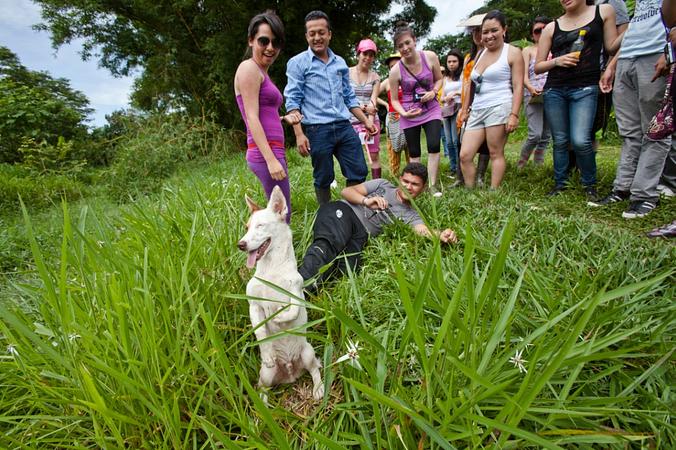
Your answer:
[247,158,291,223]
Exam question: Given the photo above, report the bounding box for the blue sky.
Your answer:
[1,0,483,127]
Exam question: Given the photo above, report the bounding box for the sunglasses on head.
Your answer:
[257,36,282,49]
[533,27,544,35]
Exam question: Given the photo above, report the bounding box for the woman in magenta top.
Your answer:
[234,10,300,222]
[388,22,444,196]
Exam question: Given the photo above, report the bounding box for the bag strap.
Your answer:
[400,54,428,89]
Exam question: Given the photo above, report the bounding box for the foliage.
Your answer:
[424,33,472,60]
[32,1,436,128]
[470,0,563,43]
[18,136,87,175]
[107,114,242,201]
[0,47,92,163]
[0,163,85,213]
[87,109,147,167]
[0,140,674,448]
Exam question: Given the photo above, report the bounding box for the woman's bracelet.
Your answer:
[509,112,519,119]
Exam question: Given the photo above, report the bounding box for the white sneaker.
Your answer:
[330,180,338,189]
[657,184,675,198]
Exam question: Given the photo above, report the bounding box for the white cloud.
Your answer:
[0,0,41,29]
[427,0,486,39]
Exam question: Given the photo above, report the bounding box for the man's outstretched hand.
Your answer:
[440,228,458,244]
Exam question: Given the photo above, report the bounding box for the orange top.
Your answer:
[457,54,475,128]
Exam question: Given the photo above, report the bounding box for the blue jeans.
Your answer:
[442,114,459,171]
[543,86,599,187]
[303,120,368,188]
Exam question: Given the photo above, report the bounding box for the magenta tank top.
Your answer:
[236,70,285,163]
[399,52,442,129]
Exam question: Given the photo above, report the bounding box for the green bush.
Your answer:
[107,114,241,200]
[18,136,87,175]
[0,164,85,212]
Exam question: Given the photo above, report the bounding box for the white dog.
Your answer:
[237,186,324,400]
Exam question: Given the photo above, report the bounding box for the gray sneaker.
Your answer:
[587,190,629,207]
[622,200,657,219]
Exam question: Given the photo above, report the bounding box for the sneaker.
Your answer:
[584,186,599,202]
[646,220,676,238]
[622,200,657,219]
[547,185,566,196]
[450,180,464,188]
[587,190,629,207]
[330,179,338,189]
[430,185,443,198]
[657,184,675,198]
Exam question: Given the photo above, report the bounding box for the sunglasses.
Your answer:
[474,74,483,94]
[257,36,282,49]
[533,27,544,35]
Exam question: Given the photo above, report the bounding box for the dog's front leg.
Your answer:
[250,303,275,367]
[301,342,324,400]
[273,302,301,324]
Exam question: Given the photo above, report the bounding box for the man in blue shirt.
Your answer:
[285,10,377,205]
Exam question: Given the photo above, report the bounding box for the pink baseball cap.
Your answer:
[356,39,378,54]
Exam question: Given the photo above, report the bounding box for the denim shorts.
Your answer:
[466,101,511,130]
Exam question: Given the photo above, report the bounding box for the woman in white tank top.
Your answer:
[459,10,524,189]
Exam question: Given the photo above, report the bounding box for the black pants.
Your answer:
[298,202,368,285]
[403,119,443,158]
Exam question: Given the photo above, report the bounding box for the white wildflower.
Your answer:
[335,339,362,370]
[68,333,81,342]
[509,349,528,374]
[7,344,18,357]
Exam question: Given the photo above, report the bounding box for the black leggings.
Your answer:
[403,119,442,158]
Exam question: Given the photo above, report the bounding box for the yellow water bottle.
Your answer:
[570,29,587,59]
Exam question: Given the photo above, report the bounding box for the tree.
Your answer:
[469,0,563,43]
[32,0,436,128]
[424,34,472,60]
[0,46,91,163]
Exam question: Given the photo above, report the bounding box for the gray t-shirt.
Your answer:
[342,179,423,236]
[619,0,666,58]
[596,0,630,26]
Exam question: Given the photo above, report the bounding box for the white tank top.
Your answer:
[442,78,462,103]
[470,43,512,110]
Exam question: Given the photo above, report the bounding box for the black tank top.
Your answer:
[545,6,604,89]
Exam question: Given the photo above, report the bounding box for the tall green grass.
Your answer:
[1,145,674,448]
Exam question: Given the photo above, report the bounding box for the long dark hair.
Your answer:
[444,50,463,81]
[244,10,285,59]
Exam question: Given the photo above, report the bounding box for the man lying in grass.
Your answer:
[298,162,457,289]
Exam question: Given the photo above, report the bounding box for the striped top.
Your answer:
[349,71,380,125]
[284,47,359,125]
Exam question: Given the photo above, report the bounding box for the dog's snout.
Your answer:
[237,240,247,251]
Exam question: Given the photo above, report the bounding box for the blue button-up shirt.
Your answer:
[284,47,359,125]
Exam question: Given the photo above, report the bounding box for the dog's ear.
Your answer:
[268,186,288,219]
[245,195,262,213]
